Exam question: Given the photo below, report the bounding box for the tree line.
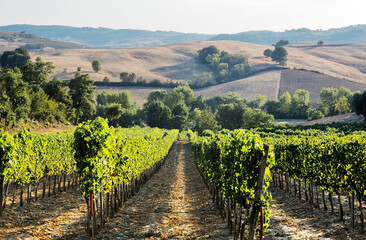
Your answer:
[1,47,365,131]
[263,87,358,120]
[193,45,251,87]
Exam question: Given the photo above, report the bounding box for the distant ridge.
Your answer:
[1,24,366,48]
[0,25,213,48]
[210,25,366,45]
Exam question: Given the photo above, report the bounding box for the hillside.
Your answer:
[26,40,366,84]
[29,40,273,83]
[195,71,281,101]
[2,38,366,106]
[3,24,366,48]
[0,25,213,48]
[279,69,366,102]
[195,69,366,105]
[211,25,366,45]
[0,31,85,53]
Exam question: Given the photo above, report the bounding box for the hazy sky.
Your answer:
[0,0,366,34]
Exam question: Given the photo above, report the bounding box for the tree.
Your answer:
[230,64,247,79]
[92,59,101,73]
[242,108,274,129]
[317,40,324,46]
[164,91,184,110]
[263,49,273,58]
[191,94,205,110]
[29,89,65,122]
[42,77,74,121]
[318,87,339,116]
[278,92,291,117]
[352,91,366,120]
[144,101,171,128]
[192,72,213,88]
[147,89,167,103]
[128,73,136,82]
[68,72,96,124]
[172,84,195,106]
[97,91,132,109]
[0,48,31,68]
[171,102,189,130]
[43,78,72,105]
[335,96,350,114]
[192,108,220,134]
[205,92,242,112]
[96,103,123,127]
[205,53,220,71]
[271,46,288,65]
[275,40,289,46]
[221,54,248,69]
[103,76,110,83]
[290,89,310,118]
[21,61,55,87]
[0,68,30,126]
[262,100,280,118]
[120,72,128,82]
[308,110,325,121]
[197,45,219,63]
[120,72,136,83]
[216,102,246,129]
[249,93,267,108]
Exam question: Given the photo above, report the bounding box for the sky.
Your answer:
[0,0,366,34]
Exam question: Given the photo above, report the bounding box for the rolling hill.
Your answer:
[2,24,366,48]
[0,25,213,48]
[210,25,366,45]
[0,31,85,53]
[2,36,366,107]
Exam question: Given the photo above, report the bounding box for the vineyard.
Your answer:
[1,119,366,239]
[0,118,179,238]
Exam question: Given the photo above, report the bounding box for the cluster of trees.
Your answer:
[0,48,96,127]
[352,91,366,121]
[120,72,136,83]
[55,79,366,128]
[24,43,45,50]
[263,40,289,66]
[317,87,355,116]
[143,84,274,133]
[263,90,311,119]
[95,91,137,127]
[194,45,250,87]
[112,71,179,88]
[262,86,358,120]
[0,31,38,41]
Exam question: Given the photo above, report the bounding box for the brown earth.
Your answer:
[28,40,366,85]
[1,142,366,239]
[2,39,365,106]
[302,112,364,126]
[265,187,366,240]
[279,69,366,103]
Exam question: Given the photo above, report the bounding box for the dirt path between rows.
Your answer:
[4,141,366,239]
[265,187,366,240]
[0,189,87,239]
[0,141,231,240]
[96,141,232,239]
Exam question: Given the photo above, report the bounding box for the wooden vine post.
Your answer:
[248,144,269,240]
